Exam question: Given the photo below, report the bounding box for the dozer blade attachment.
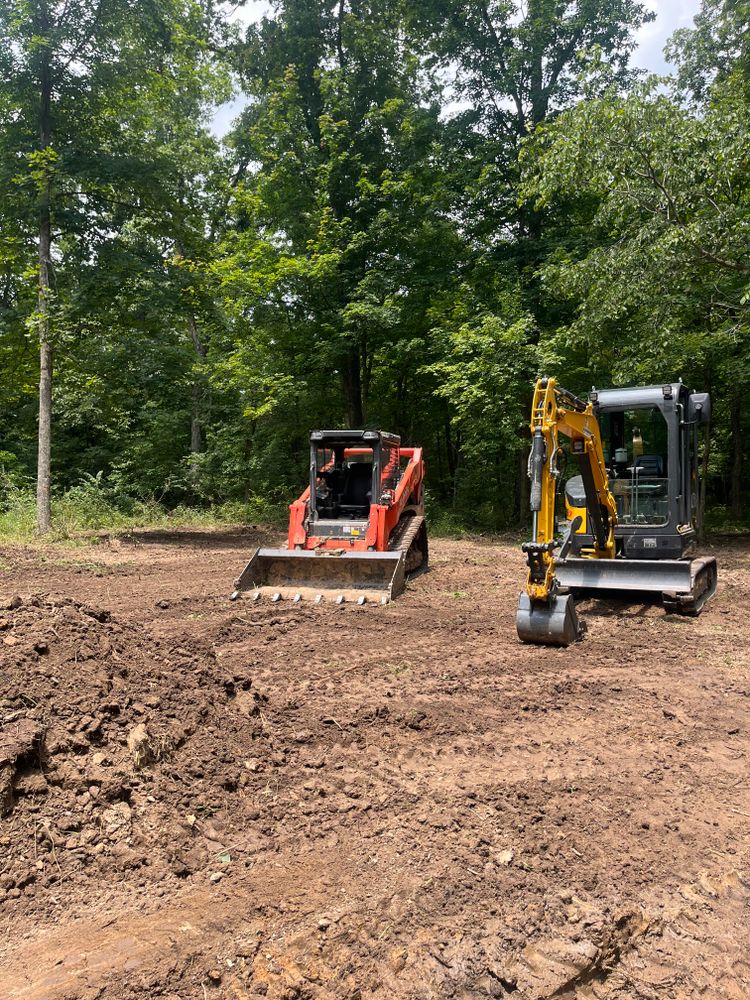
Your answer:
[555,555,717,615]
[231,547,406,604]
[516,591,582,647]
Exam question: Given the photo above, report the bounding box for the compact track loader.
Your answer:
[231,429,428,604]
[517,378,717,646]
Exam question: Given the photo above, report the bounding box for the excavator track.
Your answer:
[662,556,718,615]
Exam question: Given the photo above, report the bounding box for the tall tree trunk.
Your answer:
[188,313,206,459]
[698,422,710,543]
[36,5,53,535]
[452,428,462,508]
[444,419,456,480]
[730,388,743,519]
[341,344,363,427]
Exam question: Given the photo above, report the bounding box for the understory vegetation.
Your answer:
[1,0,748,536]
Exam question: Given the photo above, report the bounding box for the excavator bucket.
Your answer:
[230,547,406,605]
[516,591,583,647]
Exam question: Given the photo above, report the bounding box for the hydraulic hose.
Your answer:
[530,430,546,512]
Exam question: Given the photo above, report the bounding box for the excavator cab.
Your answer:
[561,384,712,566]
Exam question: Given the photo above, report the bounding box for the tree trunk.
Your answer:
[188,313,206,458]
[698,421,710,543]
[36,5,53,535]
[730,388,743,519]
[341,344,363,427]
[452,428,462,508]
[444,419,456,480]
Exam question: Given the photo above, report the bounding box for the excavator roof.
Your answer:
[589,382,688,410]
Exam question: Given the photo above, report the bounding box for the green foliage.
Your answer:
[520,10,750,510]
[0,0,748,537]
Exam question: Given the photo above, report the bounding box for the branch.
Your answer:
[477,2,525,126]
[58,0,106,72]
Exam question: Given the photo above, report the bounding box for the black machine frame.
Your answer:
[569,382,711,561]
[308,429,401,526]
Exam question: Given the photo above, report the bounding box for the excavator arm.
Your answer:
[517,377,618,646]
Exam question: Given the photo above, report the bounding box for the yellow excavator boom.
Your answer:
[518,377,618,645]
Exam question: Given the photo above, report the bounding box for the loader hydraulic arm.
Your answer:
[524,377,618,603]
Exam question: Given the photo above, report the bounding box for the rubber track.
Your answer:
[389,514,424,555]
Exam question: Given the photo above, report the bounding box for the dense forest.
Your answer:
[0,0,748,535]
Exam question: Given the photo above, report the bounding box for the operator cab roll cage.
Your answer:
[308,429,402,525]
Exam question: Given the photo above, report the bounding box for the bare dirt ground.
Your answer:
[1,528,749,1000]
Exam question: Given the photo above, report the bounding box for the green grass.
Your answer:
[2,477,746,548]
[0,481,287,544]
[703,506,750,535]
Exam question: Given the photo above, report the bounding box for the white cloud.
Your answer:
[634,0,701,74]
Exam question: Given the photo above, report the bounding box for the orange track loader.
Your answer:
[231,429,428,604]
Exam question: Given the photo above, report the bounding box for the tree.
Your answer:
[408,0,653,134]
[521,66,750,513]
[667,0,750,102]
[0,0,231,530]
[405,0,654,266]
[217,0,463,432]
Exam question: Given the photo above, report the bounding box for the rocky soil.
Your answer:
[1,528,748,999]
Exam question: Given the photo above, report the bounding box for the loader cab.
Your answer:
[568,382,711,560]
[307,430,401,540]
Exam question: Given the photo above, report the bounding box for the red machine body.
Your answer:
[231,430,428,604]
[288,445,424,552]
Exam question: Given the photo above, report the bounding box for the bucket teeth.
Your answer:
[252,591,262,602]
[335,595,345,605]
[231,547,406,607]
[356,595,367,605]
[293,594,302,603]
[230,590,240,602]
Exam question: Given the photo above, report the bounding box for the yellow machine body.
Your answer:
[517,377,618,646]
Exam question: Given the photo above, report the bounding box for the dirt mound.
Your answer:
[1,532,749,998]
[0,593,270,910]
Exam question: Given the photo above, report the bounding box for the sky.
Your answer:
[211,0,702,137]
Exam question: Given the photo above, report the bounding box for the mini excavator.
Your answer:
[517,377,717,646]
[231,429,428,604]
